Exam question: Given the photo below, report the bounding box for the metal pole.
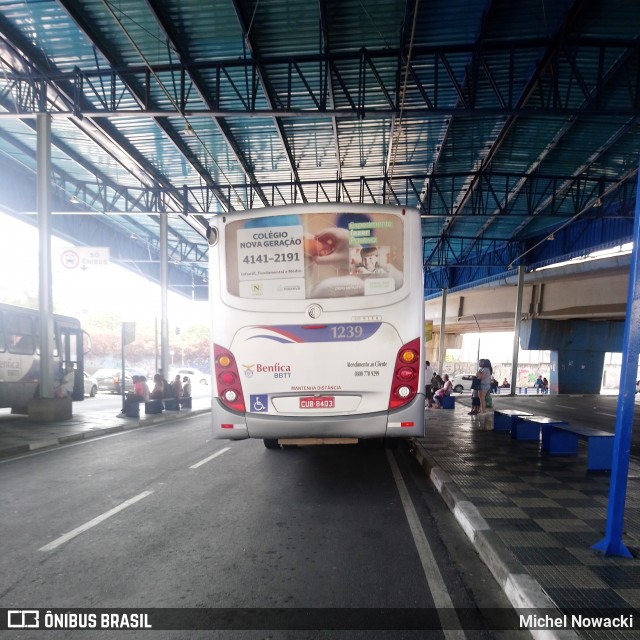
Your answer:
[37,113,54,399]
[160,212,169,377]
[438,288,447,374]
[510,265,525,395]
[592,165,640,558]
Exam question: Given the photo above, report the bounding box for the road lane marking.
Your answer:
[599,412,617,417]
[190,447,230,469]
[386,451,465,639]
[39,490,154,552]
[556,404,575,409]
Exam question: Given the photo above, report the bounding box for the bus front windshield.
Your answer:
[225,211,405,300]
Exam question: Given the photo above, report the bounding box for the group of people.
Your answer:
[424,361,453,410]
[468,358,493,415]
[425,358,495,414]
[126,369,191,404]
[535,375,549,394]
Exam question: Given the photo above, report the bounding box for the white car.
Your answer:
[170,368,211,386]
[83,371,98,397]
[451,374,476,393]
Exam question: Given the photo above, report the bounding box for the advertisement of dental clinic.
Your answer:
[225,212,404,300]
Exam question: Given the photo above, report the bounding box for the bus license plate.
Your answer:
[299,396,335,409]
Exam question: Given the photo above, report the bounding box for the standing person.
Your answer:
[181,376,192,398]
[425,360,434,408]
[542,377,549,394]
[477,358,493,413]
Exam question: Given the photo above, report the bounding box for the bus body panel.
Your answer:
[0,304,86,412]
[209,204,425,441]
[212,396,425,440]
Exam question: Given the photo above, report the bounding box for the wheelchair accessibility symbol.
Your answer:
[250,394,268,412]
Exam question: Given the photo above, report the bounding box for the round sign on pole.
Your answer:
[61,249,80,269]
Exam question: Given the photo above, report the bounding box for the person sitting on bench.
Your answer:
[433,374,452,409]
[179,376,192,407]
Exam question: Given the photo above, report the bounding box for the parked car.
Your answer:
[451,373,476,393]
[92,368,144,394]
[170,367,211,386]
[83,371,98,397]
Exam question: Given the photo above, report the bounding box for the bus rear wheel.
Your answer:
[263,439,280,450]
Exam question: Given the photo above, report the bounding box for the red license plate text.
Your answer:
[299,396,335,409]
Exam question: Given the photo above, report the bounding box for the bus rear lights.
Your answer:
[400,348,418,364]
[214,344,245,412]
[223,389,238,403]
[218,371,236,385]
[396,366,415,381]
[389,338,421,409]
[217,354,232,368]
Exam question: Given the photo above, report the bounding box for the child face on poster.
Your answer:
[360,247,380,272]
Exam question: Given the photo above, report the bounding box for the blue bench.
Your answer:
[440,395,455,409]
[163,398,180,411]
[548,425,614,471]
[511,415,568,442]
[145,399,164,415]
[179,396,192,409]
[493,409,533,432]
[124,399,140,418]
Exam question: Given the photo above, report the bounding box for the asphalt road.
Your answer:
[0,413,523,639]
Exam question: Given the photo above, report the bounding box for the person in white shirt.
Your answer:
[62,363,75,398]
[425,360,435,408]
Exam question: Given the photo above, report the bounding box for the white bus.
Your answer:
[207,204,425,448]
[0,303,87,413]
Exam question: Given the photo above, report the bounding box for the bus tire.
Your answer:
[263,439,280,450]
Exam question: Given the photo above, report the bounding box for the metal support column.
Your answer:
[438,289,447,374]
[37,113,54,399]
[592,166,640,558]
[160,212,169,377]
[510,266,525,395]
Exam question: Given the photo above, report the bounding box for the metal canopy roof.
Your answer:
[0,0,638,300]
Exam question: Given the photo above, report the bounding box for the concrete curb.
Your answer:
[410,439,580,640]
[0,407,211,460]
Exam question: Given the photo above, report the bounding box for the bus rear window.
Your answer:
[225,211,404,300]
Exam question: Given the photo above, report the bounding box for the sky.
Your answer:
[0,211,210,328]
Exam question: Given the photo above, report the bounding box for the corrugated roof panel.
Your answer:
[161,0,246,61]
[323,0,404,52]
[246,0,320,56]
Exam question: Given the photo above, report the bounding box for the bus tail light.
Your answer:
[214,344,245,412]
[389,338,421,409]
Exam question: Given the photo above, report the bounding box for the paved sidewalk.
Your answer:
[0,397,211,459]
[414,400,640,640]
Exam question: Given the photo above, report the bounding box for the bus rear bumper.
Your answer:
[212,395,425,440]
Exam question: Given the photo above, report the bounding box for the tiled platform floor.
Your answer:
[418,401,640,639]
